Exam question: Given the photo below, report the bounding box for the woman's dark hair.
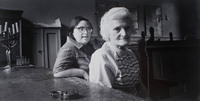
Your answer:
[68,16,92,39]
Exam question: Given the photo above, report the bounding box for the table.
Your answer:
[0,67,144,101]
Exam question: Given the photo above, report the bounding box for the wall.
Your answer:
[0,0,98,36]
[119,0,199,41]
[0,0,98,66]
[0,0,199,40]
[0,0,199,64]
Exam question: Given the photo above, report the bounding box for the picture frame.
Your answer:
[145,5,162,37]
[130,9,139,30]
[95,0,119,36]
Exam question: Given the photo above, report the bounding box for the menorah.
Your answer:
[0,22,19,70]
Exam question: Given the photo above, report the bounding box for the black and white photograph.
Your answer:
[0,0,199,101]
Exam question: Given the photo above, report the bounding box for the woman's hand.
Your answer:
[83,72,89,81]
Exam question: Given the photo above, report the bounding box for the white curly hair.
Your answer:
[100,7,134,41]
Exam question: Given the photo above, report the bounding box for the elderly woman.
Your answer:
[53,16,95,80]
[89,7,150,99]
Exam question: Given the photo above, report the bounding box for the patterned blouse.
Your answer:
[89,42,141,96]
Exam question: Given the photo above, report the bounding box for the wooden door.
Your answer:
[32,29,45,67]
[44,29,60,69]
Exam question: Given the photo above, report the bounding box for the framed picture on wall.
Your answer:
[145,5,162,37]
[130,9,139,30]
[95,0,119,35]
[127,9,139,38]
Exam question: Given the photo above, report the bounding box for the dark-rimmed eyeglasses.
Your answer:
[75,27,93,33]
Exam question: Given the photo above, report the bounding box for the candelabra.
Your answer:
[0,22,19,70]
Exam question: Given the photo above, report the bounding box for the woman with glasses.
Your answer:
[53,16,95,81]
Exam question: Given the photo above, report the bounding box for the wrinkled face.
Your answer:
[106,19,132,47]
[73,20,92,45]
